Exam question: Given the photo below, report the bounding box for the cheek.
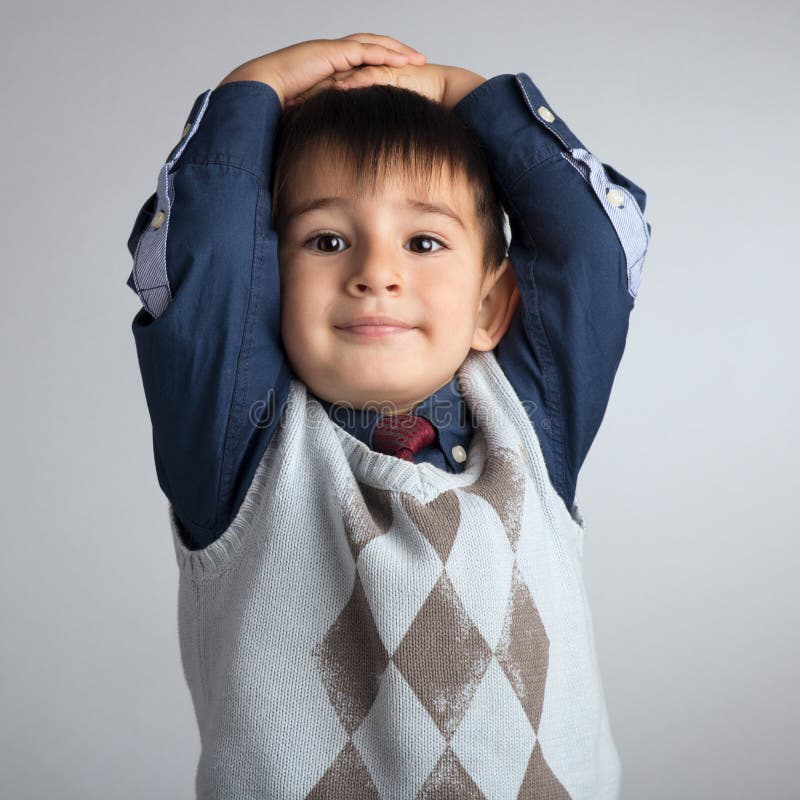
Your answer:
[282,272,313,315]
[421,276,481,327]
[279,280,309,344]
[280,275,335,348]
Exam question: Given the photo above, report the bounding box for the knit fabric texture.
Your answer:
[168,348,620,799]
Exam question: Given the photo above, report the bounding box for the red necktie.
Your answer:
[372,413,437,462]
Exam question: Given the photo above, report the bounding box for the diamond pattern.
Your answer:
[401,488,462,563]
[417,746,486,799]
[445,490,515,651]
[306,741,381,798]
[308,440,572,798]
[312,570,389,735]
[341,481,395,560]
[496,563,550,732]
[516,741,572,799]
[393,572,492,740]
[353,662,446,797]
[356,517,443,655]
[450,658,537,797]
[462,447,527,553]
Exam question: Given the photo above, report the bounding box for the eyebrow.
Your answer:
[285,196,466,231]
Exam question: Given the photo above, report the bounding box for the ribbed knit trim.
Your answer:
[321,348,585,543]
[329,412,488,500]
[168,377,304,580]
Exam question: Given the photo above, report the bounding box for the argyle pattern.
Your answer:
[307,446,571,798]
[169,349,620,799]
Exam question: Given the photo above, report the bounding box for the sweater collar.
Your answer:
[315,375,475,471]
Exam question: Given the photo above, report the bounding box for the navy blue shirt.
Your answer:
[126,74,651,550]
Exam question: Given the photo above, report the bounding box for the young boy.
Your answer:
[126,34,651,800]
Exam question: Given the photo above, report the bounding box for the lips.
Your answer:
[337,315,412,329]
[335,315,415,339]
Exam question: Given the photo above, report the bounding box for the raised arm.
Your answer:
[127,36,428,549]
[126,81,292,549]
[451,72,652,511]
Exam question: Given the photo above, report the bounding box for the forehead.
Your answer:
[283,145,475,224]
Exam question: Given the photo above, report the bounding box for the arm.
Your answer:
[126,81,292,549]
[127,36,427,549]
[451,72,652,511]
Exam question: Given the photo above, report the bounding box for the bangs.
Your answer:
[272,136,467,232]
[282,133,463,201]
[270,83,509,276]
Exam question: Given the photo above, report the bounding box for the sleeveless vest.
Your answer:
[169,348,621,799]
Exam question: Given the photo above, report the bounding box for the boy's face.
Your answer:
[276,155,516,414]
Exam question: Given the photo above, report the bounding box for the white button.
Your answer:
[151,210,166,229]
[536,105,555,123]
[451,445,467,463]
[606,188,625,207]
[181,122,191,138]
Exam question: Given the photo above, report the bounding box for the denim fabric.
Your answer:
[126,75,651,550]
[452,73,650,521]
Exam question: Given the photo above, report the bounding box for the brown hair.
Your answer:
[270,83,509,279]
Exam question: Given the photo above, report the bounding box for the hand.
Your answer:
[286,63,486,110]
[216,33,427,108]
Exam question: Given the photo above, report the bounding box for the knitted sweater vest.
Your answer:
[169,348,621,799]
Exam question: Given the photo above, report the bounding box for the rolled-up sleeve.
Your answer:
[125,81,292,548]
[453,73,652,511]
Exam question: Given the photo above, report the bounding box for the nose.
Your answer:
[344,240,405,296]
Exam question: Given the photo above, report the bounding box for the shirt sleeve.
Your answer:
[125,81,293,548]
[452,73,652,511]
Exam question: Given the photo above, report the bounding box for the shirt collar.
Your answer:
[315,375,475,470]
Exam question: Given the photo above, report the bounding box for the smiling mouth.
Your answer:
[337,324,414,338]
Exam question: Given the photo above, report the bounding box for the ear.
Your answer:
[471,257,521,352]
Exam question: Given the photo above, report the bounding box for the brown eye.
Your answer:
[306,232,346,253]
[304,232,447,254]
[407,235,446,254]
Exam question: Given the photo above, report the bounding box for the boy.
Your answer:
[126,33,651,799]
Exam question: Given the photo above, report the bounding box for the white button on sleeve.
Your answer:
[606,188,625,207]
[130,89,212,318]
[560,147,651,299]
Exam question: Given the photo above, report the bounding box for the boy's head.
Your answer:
[271,83,520,414]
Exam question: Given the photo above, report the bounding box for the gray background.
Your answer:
[1,1,797,798]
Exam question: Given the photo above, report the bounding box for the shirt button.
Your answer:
[151,210,166,230]
[606,188,625,207]
[451,445,467,463]
[181,122,191,138]
[536,105,555,123]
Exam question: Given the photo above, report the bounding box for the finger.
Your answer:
[333,65,398,90]
[339,32,426,63]
[325,42,411,75]
[353,42,412,67]
[329,67,359,82]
